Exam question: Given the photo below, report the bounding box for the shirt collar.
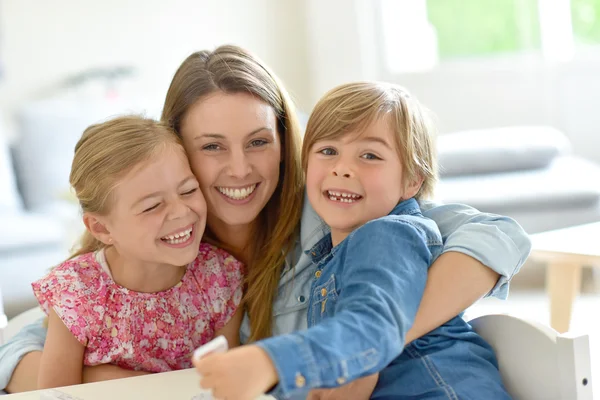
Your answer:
[304,198,421,264]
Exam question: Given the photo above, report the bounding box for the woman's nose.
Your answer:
[227,150,252,179]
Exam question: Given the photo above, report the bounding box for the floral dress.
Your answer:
[32,243,244,373]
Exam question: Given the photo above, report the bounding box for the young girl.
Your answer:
[193,82,511,400]
[32,116,244,389]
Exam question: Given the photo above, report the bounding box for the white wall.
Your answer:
[0,0,311,138]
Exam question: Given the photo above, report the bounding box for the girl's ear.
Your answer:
[83,213,113,245]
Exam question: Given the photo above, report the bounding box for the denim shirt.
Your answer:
[239,193,531,344]
[256,199,442,399]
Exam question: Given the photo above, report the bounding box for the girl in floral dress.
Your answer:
[31,116,244,389]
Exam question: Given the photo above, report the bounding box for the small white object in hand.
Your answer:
[192,335,229,400]
[193,335,228,361]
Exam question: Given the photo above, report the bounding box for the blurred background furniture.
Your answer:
[470,314,593,400]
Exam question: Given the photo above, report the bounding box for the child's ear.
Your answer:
[83,213,113,245]
[403,175,424,200]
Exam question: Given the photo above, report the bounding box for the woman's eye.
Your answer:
[202,144,221,151]
[361,153,381,160]
[249,139,268,147]
[318,148,337,156]
[182,188,198,196]
[143,203,160,213]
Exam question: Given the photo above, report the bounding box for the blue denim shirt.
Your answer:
[239,194,531,344]
[256,199,442,399]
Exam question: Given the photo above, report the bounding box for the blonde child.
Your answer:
[193,82,511,400]
[32,116,244,389]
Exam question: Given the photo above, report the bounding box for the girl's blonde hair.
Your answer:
[302,82,437,199]
[161,45,304,342]
[69,116,184,258]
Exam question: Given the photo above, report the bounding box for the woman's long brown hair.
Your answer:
[161,45,304,341]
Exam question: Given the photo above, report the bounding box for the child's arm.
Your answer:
[214,307,244,348]
[195,218,430,399]
[38,309,86,389]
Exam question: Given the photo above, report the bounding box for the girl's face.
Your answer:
[179,91,282,233]
[89,144,207,268]
[306,116,421,245]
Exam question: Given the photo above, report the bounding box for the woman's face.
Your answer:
[179,91,282,232]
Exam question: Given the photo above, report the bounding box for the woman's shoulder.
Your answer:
[298,191,329,251]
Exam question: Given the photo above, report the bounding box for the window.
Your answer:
[381,0,599,72]
[426,0,540,59]
[572,0,600,44]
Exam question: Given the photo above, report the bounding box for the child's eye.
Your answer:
[143,203,160,213]
[182,188,198,195]
[361,153,381,160]
[318,147,337,156]
[202,144,221,151]
[249,139,268,147]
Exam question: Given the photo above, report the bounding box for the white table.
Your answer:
[2,369,274,400]
[529,221,600,333]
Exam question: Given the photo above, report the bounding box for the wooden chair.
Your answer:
[470,314,593,400]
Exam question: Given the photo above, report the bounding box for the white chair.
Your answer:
[469,314,593,400]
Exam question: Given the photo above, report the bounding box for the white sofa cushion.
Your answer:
[438,126,571,177]
[0,212,64,251]
[0,131,22,212]
[436,156,600,214]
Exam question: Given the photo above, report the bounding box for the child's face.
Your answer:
[306,116,421,245]
[98,145,206,267]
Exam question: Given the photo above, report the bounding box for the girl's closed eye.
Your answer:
[143,203,161,213]
[182,187,198,196]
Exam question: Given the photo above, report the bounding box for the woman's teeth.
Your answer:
[218,184,257,200]
[161,227,192,244]
[327,191,362,203]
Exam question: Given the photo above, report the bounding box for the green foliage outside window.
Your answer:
[426,0,541,59]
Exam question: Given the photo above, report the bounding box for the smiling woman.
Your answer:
[181,92,283,236]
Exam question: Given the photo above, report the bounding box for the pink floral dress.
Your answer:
[32,242,244,373]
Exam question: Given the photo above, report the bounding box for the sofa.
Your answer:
[0,121,67,319]
[435,126,600,234]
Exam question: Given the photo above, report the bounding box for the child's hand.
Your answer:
[193,344,278,400]
[306,372,379,400]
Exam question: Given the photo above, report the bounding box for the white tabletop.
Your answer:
[3,368,274,400]
[530,221,600,261]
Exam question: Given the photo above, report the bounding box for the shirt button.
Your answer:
[315,270,322,278]
[336,377,347,385]
[295,373,306,388]
[321,288,327,297]
[298,295,306,303]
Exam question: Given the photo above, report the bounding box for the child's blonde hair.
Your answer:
[302,81,437,200]
[69,115,184,258]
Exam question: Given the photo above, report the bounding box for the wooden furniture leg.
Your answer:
[546,263,582,333]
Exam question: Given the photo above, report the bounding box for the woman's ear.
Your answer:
[83,213,113,245]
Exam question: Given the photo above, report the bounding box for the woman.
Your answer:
[1,45,530,395]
